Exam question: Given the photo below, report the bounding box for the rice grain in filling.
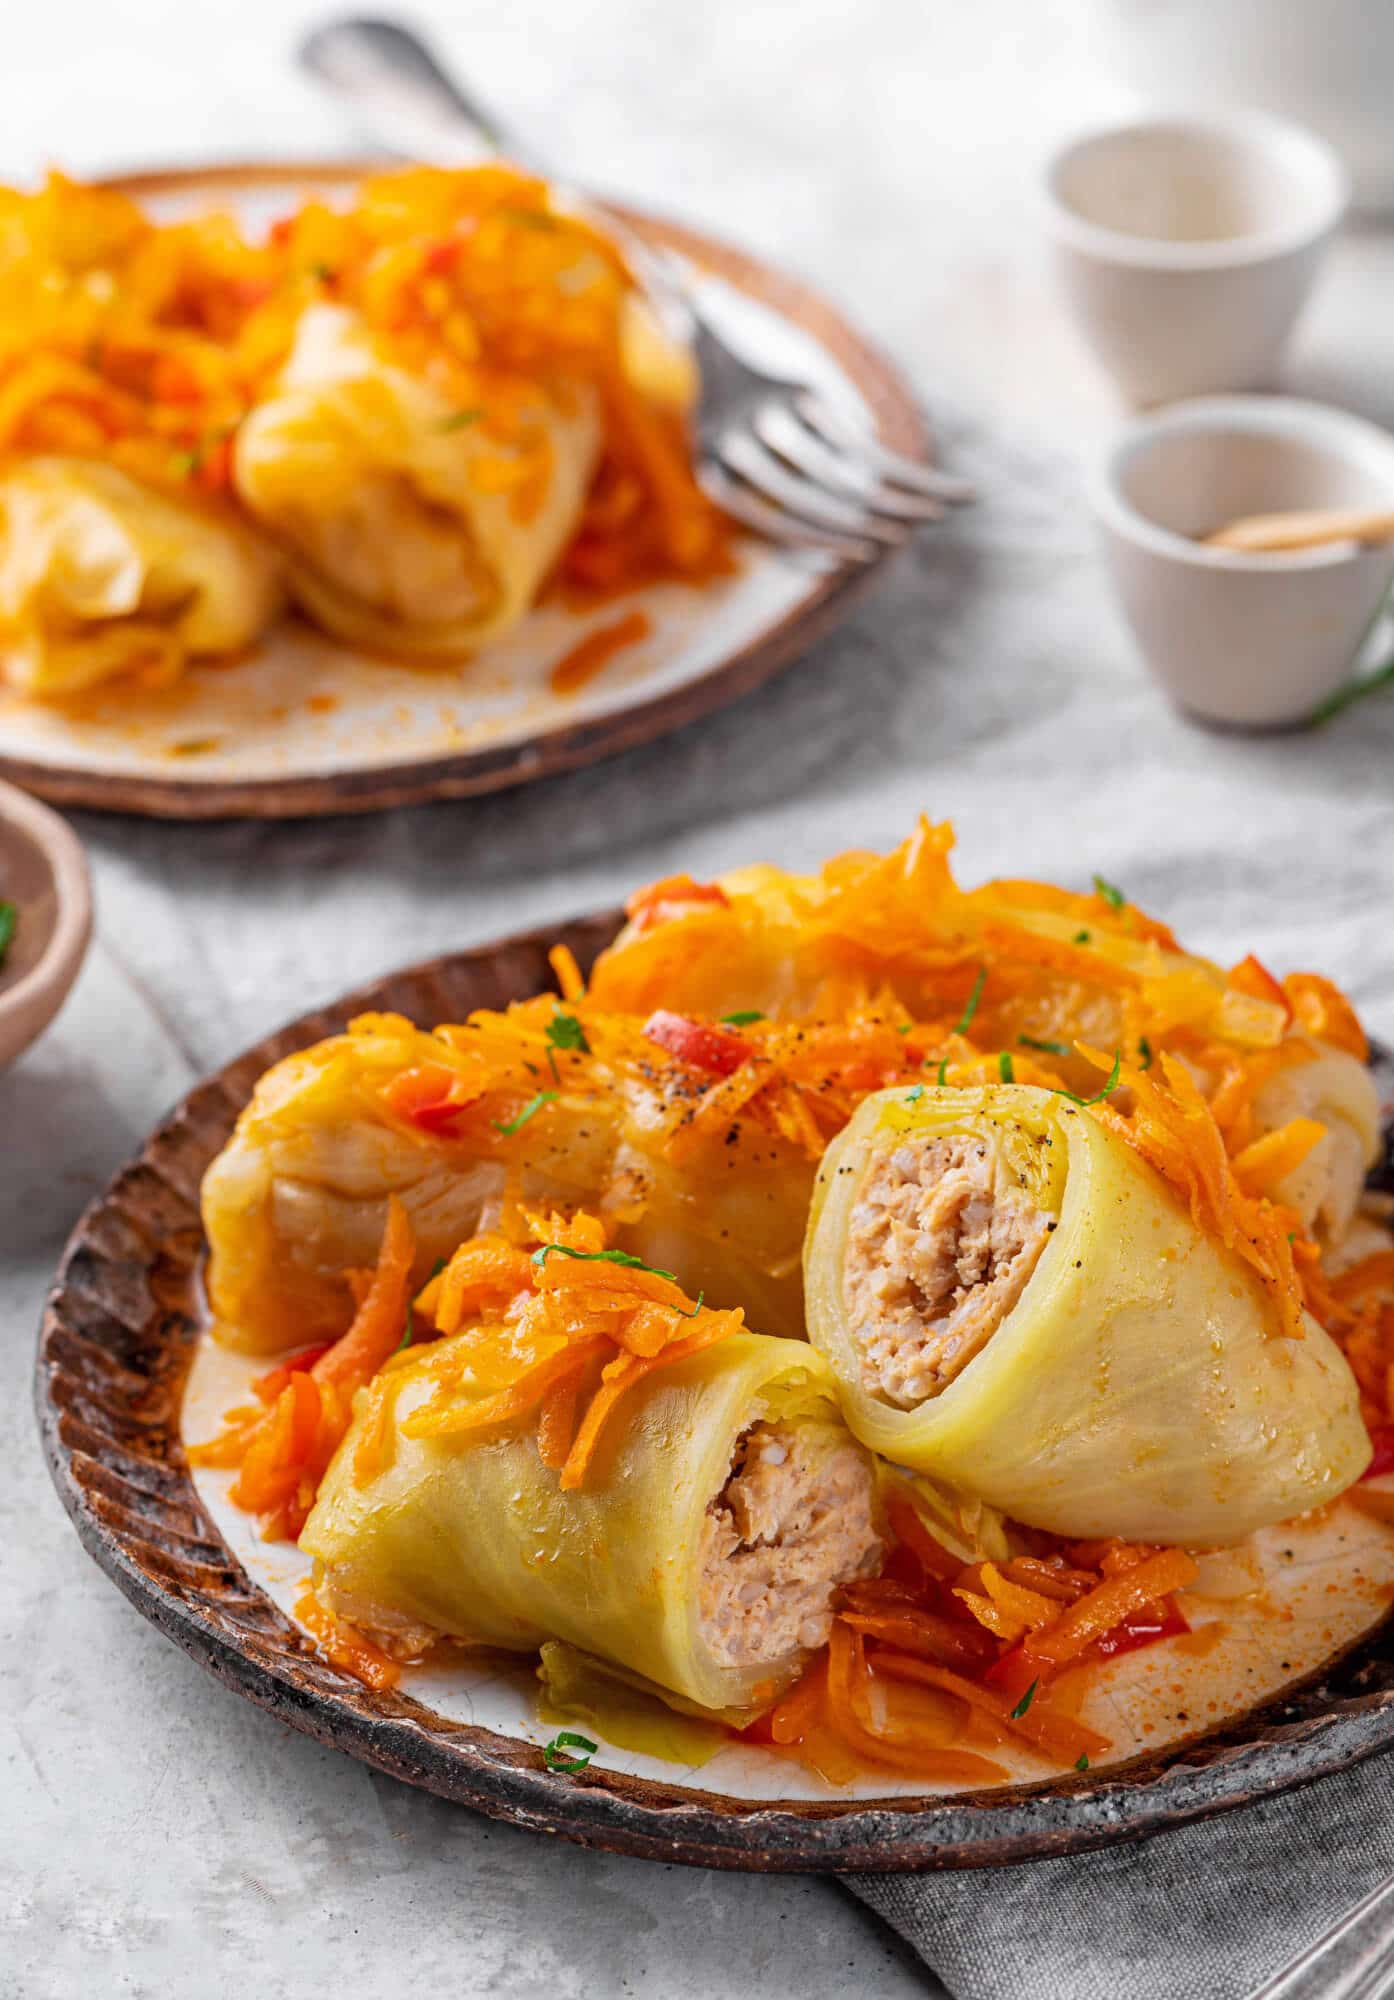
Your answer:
[697,1421,880,1668]
[844,1133,1051,1409]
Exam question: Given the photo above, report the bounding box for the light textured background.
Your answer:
[5,4,1394,1997]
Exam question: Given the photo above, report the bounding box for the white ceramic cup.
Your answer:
[1044,113,1347,406]
[1092,396,1394,729]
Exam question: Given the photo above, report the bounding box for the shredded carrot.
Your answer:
[1028,1550,1198,1666]
[295,1585,401,1692]
[549,609,651,695]
[549,943,585,1002]
[1284,973,1368,1061]
[1230,1117,1326,1197]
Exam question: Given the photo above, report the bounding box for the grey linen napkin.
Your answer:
[844,1754,1394,2000]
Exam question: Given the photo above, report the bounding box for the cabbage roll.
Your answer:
[301,1332,881,1717]
[1249,1037,1380,1244]
[200,1013,811,1354]
[0,456,281,696]
[804,1084,1369,1545]
[234,305,600,659]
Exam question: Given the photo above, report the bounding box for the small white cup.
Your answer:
[1092,396,1394,728]
[1044,112,1347,406]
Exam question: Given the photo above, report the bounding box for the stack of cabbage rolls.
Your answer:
[0,167,725,697]
[193,823,1390,1762]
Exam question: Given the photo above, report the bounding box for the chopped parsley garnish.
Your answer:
[492,1089,556,1135]
[1018,1034,1070,1056]
[1073,929,1092,946]
[308,260,336,282]
[531,1244,680,1282]
[170,445,202,479]
[719,1010,765,1026]
[1010,1679,1039,1719]
[398,1255,448,1352]
[1074,1753,1090,1772]
[547,1011,591,1055]
[936,1058,950,1087]
[1054,1049,1122,1107]
[896,1022,913,1036]
[1092,873,1126,910]
[437,408,483,432]
[673,1290,705,1318]
[951,965,987,1036]
[997,1052,1015,1083]
[0,900,16,969]
[1137,1034,1153,1071]
[905,1084,925,1105]
[543,1729,598,1774]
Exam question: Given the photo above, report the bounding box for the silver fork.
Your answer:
[1246,1869,1394,1999]
[297,16,972,565]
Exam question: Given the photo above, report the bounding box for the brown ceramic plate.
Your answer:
[0,162,929,822]
[35,910,1394,1871]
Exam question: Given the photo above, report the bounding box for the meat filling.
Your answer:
[844,1133,1051,1409]
[698,1421,881,1668]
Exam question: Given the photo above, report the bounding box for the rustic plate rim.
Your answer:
[0,159,926,822]
[33,909,1394,1871]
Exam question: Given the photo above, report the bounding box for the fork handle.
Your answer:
[1248,1870,1394,2000]
[299,17,543,170]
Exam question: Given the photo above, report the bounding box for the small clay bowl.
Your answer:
[0,780,92,1070]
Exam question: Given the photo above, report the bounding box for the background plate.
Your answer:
[0,163,927,819]
[34,912,1394,1871]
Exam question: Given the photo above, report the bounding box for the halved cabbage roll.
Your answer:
[804,1084,1369,1545]
[301,1332,881,1717]
[234,305,600,659]
[0,456,281,695]
[200,1014,811,1354]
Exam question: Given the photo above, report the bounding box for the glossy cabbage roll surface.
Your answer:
[301,1333,880,1717]
[0,456,281,695]
[200,1016,811,1354]
[805,1084,1369,1544]
[234,305,600,658]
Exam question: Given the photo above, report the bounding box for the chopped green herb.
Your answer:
[543,1729,598,1774]
[168,737,222,758]
[1073,929,1092,946]
[502,207,559,231]
[997,1051,1015,1083]
[547,1011,591,1055]
[397,1255,449,1352]
[1075,1753,1090,1772]
[437,407,483,432]
[951,965,987,1036]
[719,1010,765,1026]
[1018,1034,1070,1056]
[673,1290,705,1318]
[308,260,336,282]
[1010,1679,1039,1719]
[492,1089,557,1135]
[895,1023,913,1036]
[904,1084,925,1105]
[1054,1049,1122,1107]
[531,1244,680,1282]
[1137,1034,1153,1071]
[169,446,202,479]
[1092,873,1126,910]
[0,900,15,968]
[936,1058,950,1087]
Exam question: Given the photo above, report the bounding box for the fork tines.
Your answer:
[702,393,972,564]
